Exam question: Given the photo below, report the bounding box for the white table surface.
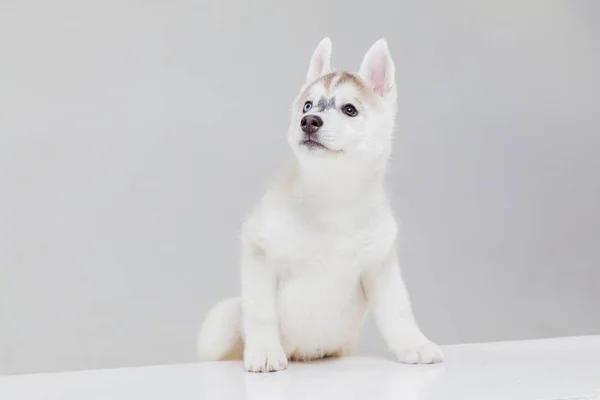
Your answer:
[1,336,599,400]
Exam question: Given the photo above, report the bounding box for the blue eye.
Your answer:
[303,101,312,113]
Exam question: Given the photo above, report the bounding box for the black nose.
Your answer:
[300,115,323,134]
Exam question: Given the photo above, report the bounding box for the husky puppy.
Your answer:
[198,38,443,372]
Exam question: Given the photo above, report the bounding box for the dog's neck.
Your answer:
[287,154,389,211]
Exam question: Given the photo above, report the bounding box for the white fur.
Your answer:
[306,37,332,84]
[198,38,443,372]
[358,38,396,98]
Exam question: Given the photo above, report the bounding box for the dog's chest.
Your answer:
[259,207,397,270]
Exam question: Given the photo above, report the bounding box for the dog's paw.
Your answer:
[394,340,444,364]
[244,344,288,373]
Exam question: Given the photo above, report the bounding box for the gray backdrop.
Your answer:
[1,1,598,375]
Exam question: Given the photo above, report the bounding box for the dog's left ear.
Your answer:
[358,39,396,98]
[306,37,332,84]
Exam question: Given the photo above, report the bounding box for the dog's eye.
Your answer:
[342,104,358,117]
[303,101,312,113]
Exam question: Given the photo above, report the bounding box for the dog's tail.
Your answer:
[197,297,244,361]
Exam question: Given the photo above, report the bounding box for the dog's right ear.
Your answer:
[358,39,396,99]
[306,37,332,84]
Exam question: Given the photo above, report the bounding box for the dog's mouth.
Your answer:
[301,139,329,150]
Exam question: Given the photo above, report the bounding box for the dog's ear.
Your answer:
[358,39,396,98]
[306,37,332,84]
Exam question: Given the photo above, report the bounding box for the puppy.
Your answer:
[198,38,443,372]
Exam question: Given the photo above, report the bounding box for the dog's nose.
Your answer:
[300,115,323,134]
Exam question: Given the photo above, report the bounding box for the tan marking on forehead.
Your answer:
[299,71,341,103]
[298,71,382,111]
[334,72,367,91]
[320,72,339,89]
[334,71,382,110]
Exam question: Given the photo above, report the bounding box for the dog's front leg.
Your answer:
[362,248,444,364]
[241,245,287,372]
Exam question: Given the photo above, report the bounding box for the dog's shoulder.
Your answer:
[242,179,397,267]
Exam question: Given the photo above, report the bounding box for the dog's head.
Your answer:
[288,38,397,167]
